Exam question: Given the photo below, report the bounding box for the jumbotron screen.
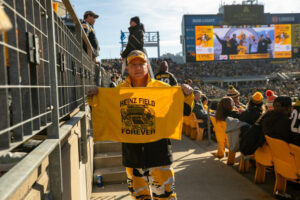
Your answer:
[195,25,292,61]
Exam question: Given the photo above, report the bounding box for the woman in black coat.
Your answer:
[240,92,265,125]
[121,16,145,59]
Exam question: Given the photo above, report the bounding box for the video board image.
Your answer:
[195,25,292,61]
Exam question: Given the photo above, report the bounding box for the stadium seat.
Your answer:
[183,116,191,137]
[195,118,205,141]
[189,113,197,140]
[210,116,235,165]
[265,136,298,194]
[289,144,300,176]
[239,154,253,173]
[182,116,189,135]
[254,143,273,183]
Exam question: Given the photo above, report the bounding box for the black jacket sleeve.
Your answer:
[121,28,144,58]
[169,73,178,86]
[215,35,224,45]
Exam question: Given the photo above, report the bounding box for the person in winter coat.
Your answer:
[81,11,100,56]
[240,92,265,125]
[216,97,241,122]
[88,50,194,200]
[290,97,300,146]
[257,34,272,53]
[193,90,208,128]
[214,97,239,163]
[214,33,232,56]
[155,61,178,86]
[227,85,246,113]
[265,89,277,111]
[121,16,145,60]
[262,96,300,146]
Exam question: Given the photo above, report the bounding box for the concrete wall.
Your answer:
[9,114,93,200]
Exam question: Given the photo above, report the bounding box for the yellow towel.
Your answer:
[90,87,184,143]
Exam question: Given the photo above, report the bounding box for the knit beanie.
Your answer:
[159,61,168,72]
[227,85,239,98]
[130,16,140,25]
[274,96,292,107]
[251,92,263,104]
[265,90,277,109]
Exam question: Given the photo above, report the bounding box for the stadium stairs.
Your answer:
[93,141,127,185]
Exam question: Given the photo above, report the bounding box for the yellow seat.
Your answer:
[210,116,235,165]
[189,113,197,140]
[183,116,191,137]
[182,116,189,135]
[254,143,273,183]
[189,113,205,141]
[239,154,254,173]
[265,136,298,194]
[289,144,300,176]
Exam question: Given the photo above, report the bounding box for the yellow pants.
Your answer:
[126,166,177,200]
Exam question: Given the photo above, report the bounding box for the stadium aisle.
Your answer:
[91,136,274,200]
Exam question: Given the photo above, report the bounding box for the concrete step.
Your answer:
[94,152,123,169]
[94,141,122,154]
[93,166,127,185]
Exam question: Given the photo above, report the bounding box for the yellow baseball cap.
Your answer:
[127,50,147,64]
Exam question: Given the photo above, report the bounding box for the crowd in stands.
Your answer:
[236,79,300,103]
[174,60,300,80]
[100,58,299,103]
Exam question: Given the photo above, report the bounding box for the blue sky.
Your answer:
[71,0,300,59]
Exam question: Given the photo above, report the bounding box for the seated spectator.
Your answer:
[240,92,265,125]
[290,97,300,146]
[262,96,300,146]
[265,90,277,111]
[201,95,208,111]
[192,90,208,128]
[216,97,240,122]
[209,100,219,111]
[227,85,246,113]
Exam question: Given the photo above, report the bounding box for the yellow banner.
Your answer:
[274,24,292,58]
[275,24,291,45]
[229,53,270,60]
[90,87,184,143]
[195,26,214,61]
[196,54,214,61]
[275,51,292,58]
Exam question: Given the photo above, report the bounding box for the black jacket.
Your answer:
[82,21,99,55]
[262,110,300,146]
[290,105,300,146]
[121,24,144,58]
[193,100,208,128]
[155,71,178,86]
[257,38,271,53]
[239,107,262,125]
[193,101,207,120]
[215,35,232,55]
[229,38,238,54]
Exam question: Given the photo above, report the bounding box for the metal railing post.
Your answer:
[77,20,88,164]
[46,1,63,199]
